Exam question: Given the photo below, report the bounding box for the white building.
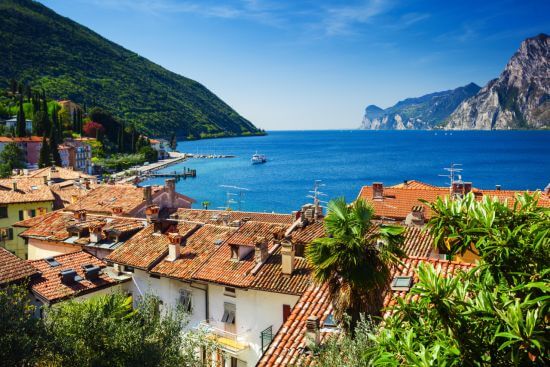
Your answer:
[107,206,324,367]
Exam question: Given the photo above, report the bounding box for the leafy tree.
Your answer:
[0,142,25,177]
[306,198,405,331]
[139,145,158,163]
[43,293,218,367]
[38,135,51,168]
[16,94,26,137]
[83,121,105,138]
[0,283,46,366]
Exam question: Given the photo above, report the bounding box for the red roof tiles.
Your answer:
[0,177,55,204]
[151,224,237,280]
[173,208,293,225]
[64,185,151,215]
[29,251,127,304]
[0,247,39,285]
[107,221,199,270]
[258,256,475,367]
[358,181,550,221]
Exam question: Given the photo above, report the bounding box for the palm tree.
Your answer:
[306,197,405,331]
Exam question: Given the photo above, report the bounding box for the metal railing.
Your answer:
[197,319,249,353]
[260,325,273,352]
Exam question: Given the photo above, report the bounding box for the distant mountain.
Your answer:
[360,83,481,130]
[0,0,261,139]
[445,34,549,130]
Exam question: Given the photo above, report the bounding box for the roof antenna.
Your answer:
[306,180,328,218]
[439,163,463,187]
[219,185,250,211]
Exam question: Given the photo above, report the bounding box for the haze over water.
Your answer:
[143,131,550,213]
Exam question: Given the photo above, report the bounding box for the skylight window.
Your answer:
[391,276,413,291]
[45,257,61,267]
[323,313,337,328]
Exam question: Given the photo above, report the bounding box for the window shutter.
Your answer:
[8,228,14,240]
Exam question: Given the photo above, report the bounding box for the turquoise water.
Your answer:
[143,130,550,213]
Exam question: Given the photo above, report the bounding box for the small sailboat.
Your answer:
[251,152,267,164]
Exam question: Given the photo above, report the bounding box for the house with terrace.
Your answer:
[14,210,147,260]
[105,202,436,367]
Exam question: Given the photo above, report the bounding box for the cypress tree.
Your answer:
[49,106,62,166]
[38,135,51,168]
[16,95,26,137]
[9,79,17,94]
[41,91,50,136]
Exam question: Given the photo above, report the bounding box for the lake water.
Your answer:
[142,130,550,213]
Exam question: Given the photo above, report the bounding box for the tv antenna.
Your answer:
[439,163,463,186]
[220,185,250,211]
[306,180,328,216]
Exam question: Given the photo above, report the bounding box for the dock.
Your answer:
[143,168,197,179]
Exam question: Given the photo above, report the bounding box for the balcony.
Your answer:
[197,319,249,353]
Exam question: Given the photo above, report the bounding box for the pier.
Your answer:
[143,168,197,179]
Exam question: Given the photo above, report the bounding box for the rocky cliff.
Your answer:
[360,83,480,130]
[445,34,549,130]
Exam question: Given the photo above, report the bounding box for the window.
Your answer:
[19,210,24,221]
[0,228,13,241]
[224,287,236,297]
[124,265,134,273]
[28,209,36,218]
[230,245,239,260]
[283,304,291,323]
[391,276,413,291]
[179,289,192,312]
[0,206,7,218]
[221,302,236,324]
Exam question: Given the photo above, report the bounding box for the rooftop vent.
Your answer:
[82,264,101,280]
[60,269,79,284]
[391,276,413,291]
[45,256,61,267]
[214,239,224,246]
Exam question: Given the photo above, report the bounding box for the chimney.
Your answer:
[495,185,501,191]
[544,183,550,196]
[12,181,17,191]
[254,236,268,264]
[450,182,464,198]
[464,182,472,194]
[84,179,90,190]
[43,176,48,185]
[281,240,295,275]
[111,206,124,216]
[60,269,77,285]
[82,264,101,280]
[372,182,384,200]
[90,223,104,243]
[143,185,153,205]
[405,206,425,227]
[74,209,87,222]
[305,316,320,349]
[145,205,159,223]
[166,232,183,261]
[71,195,79,204]
[165,179,176,208]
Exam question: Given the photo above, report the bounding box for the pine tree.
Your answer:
[49,106,62,166]
[16,95,26,137]
[38,135,51,168]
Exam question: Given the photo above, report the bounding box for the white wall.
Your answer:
[207,284,300,366]
[28,238,81,260]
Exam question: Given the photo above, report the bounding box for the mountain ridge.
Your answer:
[0,0,262,138]
[444,33,549,130]
[360,83,481,130]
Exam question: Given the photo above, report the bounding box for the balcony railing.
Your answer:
[197,319,249,353]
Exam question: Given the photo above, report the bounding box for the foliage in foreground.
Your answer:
[311,192,549,366]
[0,289,217,367]
[306,198,405,331]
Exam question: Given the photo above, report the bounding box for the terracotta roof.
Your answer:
[173,208,293,225]
[0,177,55,204]
[251,246,311,295]
[193,221,287,287]
[150,224,237,280]
[0,136,42,143]
[401,227,433,258]
[16,210,145,247]
[289,221,325,244]
[358,183,550,220]
[107,221,199,270]
[29,251,127,304]
[64,185,151,215]
[389,180,439,189]
[26,166,96,181]
[49,183,94,210]
[0,247,39,285]
[258,257,475,367]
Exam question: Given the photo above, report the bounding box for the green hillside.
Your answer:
[0,0,262,139]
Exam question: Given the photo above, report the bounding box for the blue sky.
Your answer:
[41,0,549,130]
